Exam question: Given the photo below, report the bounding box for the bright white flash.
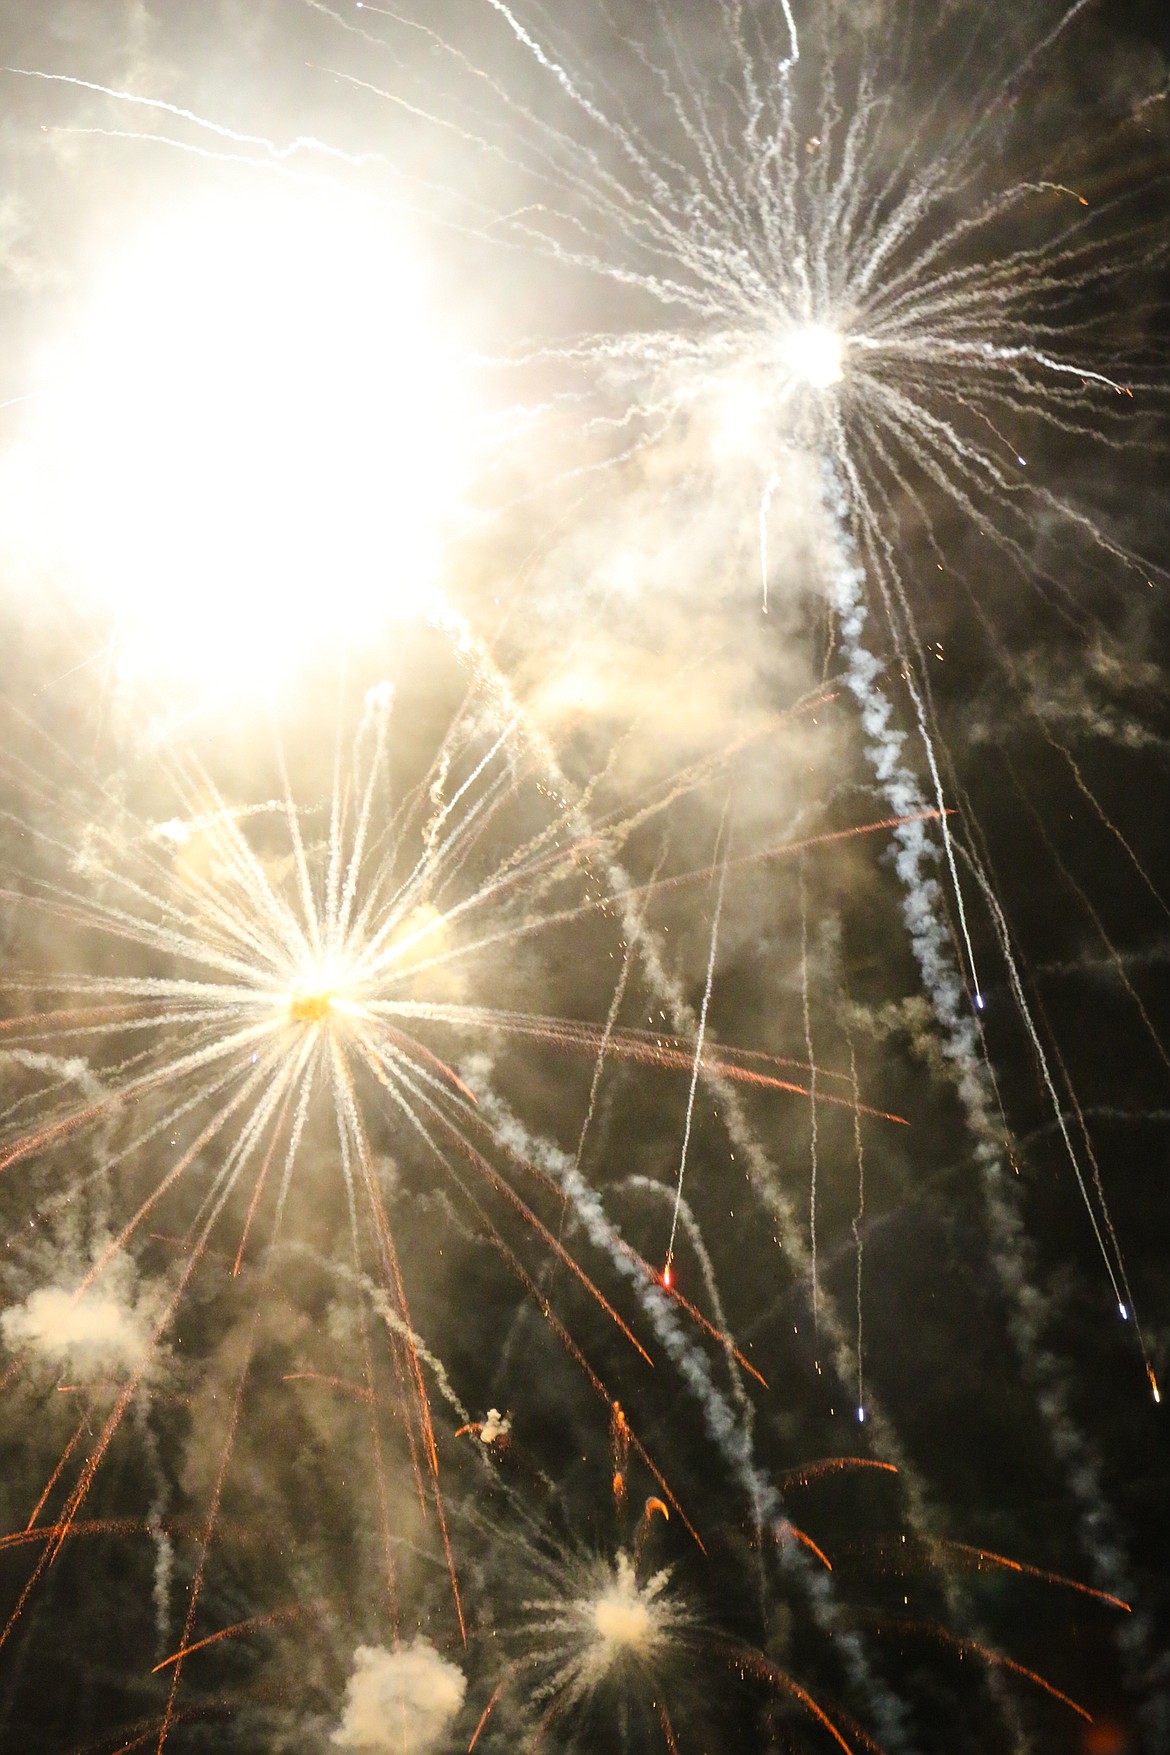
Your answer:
[784,322,845,389]
[2,193,468,691]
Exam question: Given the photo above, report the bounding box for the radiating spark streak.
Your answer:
[0,1174,228,1655]
[847,1029,866,1421]
[333,1084,406,1625]
[798,855,820,1330]
[726,1646,862,1755]
[378,808,949,989]
[73,1048,293,1298]
[779,1458,898,1492]
[873,1618,1092,1720]
[657,1702,681,1755]
[36,126,361,187]
[330,1041,456,1537]
[231,1079,300,1277]
[379,1005,909,1123]
[430,1088,704,1546]
[0,1517,180,1552]
[572,846,668,1180]
[282,1371,376,1404]
[1039,721,1170,925]
[348,1082,467,1643]
[156,1323,258,1753]
[777,1522,833,1572]
[152,1601,314,1673]
[3,67,377,164]
[661,1284,767,1389]
[368,1038,654,1370]
[965,858,1139,1331]
[923,1540,1130,1611]
[24,1408,90,1532]
[665,816,729,1274]
[361,1282,472,1427]
[375,1023,479,1104]
[468,1662,527,1751]
[1000,740,1170,1088]
[1040,1021,1144,1345]
[0,1015,279,1175]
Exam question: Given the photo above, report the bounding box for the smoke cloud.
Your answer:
[331,1640,467,1753]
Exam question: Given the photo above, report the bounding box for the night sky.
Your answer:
[0,3,1168,1753]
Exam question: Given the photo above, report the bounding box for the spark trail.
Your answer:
[327,4,1163,1335]
[0,608,885,1744]
[318,0,1170,1734]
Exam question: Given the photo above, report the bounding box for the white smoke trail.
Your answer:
[469,1070,913,1751]
[822,472,1167,1736]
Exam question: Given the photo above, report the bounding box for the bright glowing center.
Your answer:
[287,960,355,1025]
[592,1559,653,1653]
[288,984,336,1025]
[2,192,468,691]
[785,322,845,389]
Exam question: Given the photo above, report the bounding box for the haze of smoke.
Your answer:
[330,1639,467,1753]
[2,1271,150,1379]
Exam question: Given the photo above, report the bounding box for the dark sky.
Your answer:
[0,3,1168,1753]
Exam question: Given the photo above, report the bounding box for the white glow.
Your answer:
[3,193,468,690]
[708,373,772,460]
[784,322,845,389]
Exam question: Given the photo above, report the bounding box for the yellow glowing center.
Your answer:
[289,985,335,1025]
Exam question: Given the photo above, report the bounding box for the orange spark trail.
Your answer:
[468,1663,527,1752]
[383,808,948,991]
[361,1137,466,1644]
[0,1143,239,1652]
[611,1403,630,1512]
[24,1407,90,1532]
[777,1521,834,1571]
[403,1066,655,1369]
[72,1048,291,1300]
[378,1022,479,1104]
[873,1618,1092,1719]
[152,1601,314,1672]
[662,1282,768,1387]
[0,1516,152,1552]
[398,1009,908,1125]
[474,1210,703,1549]
[332,1041,457,1634]
[232,1080,298,1276]
[634,1495,670,1565]
[726,1647,862,1755]
[928,1539,1130,1610]
[156,1320,259,1753]
[282,1371,377,1405]
[780,1457,899,1490]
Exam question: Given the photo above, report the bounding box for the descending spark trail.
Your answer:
[664,816,729,1281]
